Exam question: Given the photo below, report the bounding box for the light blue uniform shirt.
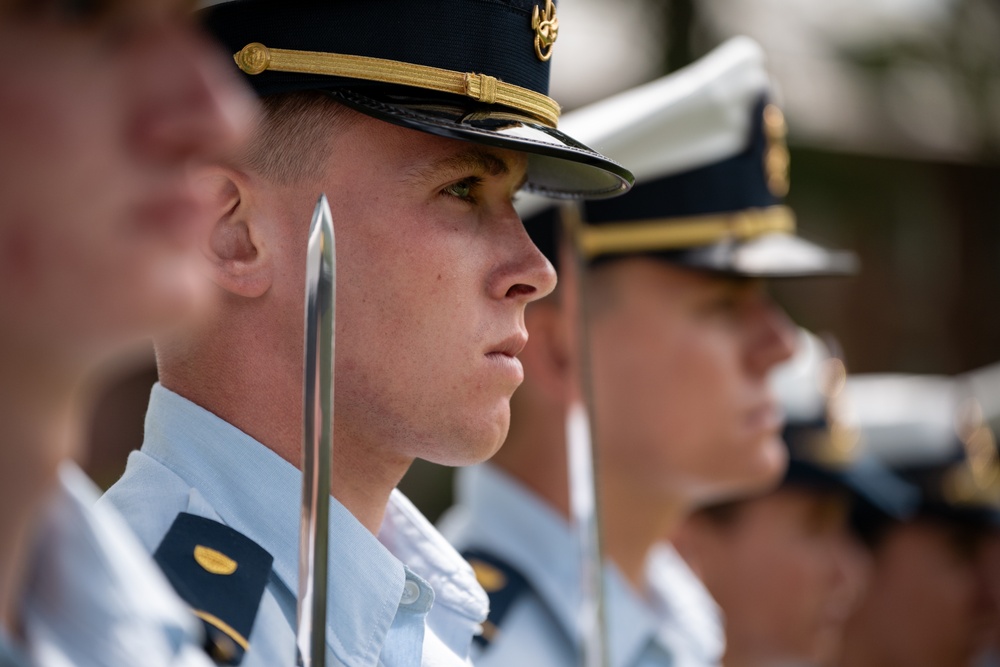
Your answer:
[439,464,724,667]
[7,464,212,667]
[101,384,487,667]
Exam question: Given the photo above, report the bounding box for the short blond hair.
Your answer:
[241,92,358,184]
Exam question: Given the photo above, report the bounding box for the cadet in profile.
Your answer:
[101,1,632,665]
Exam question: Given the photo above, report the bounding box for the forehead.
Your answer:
[599,256,757,294]
[349,115,529,181]
[1,0,196,23]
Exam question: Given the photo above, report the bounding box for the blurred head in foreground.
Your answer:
[0,0,253,659]
[0,1,253,370]
[836,374,1000,667]
[675,330,914,667]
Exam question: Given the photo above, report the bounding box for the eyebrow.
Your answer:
[406,148,518,184]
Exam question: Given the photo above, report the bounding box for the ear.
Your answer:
[521,296,575,404]
[196,167,272,299]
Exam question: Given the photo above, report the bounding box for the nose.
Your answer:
[488,207,558,303]
[746,292,797,376]
[125,23,255,165]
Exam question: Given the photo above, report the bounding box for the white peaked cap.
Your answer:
[845,374,964,467]
[518,36,771,218]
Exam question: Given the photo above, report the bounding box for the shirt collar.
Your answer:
[142,383,408,666]
[645,543,726,665]
[451,463,672,667]
[20,464,204,667]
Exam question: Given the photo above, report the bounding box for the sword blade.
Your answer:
[560,203,610,667]
[297,194,335,667]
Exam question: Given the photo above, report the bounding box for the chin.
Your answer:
[420,407,510,467]
[703,434,788,502]
[748,429,788,477]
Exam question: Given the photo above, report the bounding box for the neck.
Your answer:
[600,469,690,590]
[0,345,84,638]
[494,405,691,592]
[158,317,410,534]
[330,419,413,533]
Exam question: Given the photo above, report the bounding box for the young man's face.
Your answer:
[846,519,998,667]
[587,258,795,503]
[680,489,866,666]
[0,2,250,360]
[270,115,557,465]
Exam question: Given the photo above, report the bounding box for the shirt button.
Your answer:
[401,580,421,605]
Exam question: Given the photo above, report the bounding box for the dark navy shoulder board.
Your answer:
[153,512,273,666]
[462,549,532,649]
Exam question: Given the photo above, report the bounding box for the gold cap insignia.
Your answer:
[194,545,239,575]
[944,400,1000,507]
[763,104,790,198]
[532,0,559,62]
[234,42,271,75]
[470,559,507,592]
[799,358,861,468]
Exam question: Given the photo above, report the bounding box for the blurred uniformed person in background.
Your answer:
[837,374,1000,667]
[0,1,252,665]
[966,363,1000,667]
[675,330,917,667]
[100,1,632,665]
[440,37,856,667]
[978,529,1000,666]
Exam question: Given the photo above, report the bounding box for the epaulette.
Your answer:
[153,513,273,666]
[462,549,532,649]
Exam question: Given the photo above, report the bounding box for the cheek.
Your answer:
[0,52,124,226]
[711,526,796,640]
[0,45,160,339]
[590,313,751,482]
[592,313,715,419]
[333,203,507,451]
[1,216,201,350]
[869,535,982,657]
[338,206,482,359]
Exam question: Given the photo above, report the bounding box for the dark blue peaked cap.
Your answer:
[771,330,919,520]
[517,37,857,277]
[199,0,633,199]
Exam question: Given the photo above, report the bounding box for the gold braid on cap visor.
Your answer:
[234,42,562,128]
[574,205,796,260]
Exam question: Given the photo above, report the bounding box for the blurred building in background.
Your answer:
[552,0,1000,374]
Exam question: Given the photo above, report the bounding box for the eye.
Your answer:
[33,0,118,23]
[441,177,482,204]
[14,0,143,47]
[704,294,740,317]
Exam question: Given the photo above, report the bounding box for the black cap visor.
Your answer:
[654,232,859,279]
[329,89,633,199]
[784,458,919,521]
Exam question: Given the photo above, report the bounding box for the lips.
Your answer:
[745,399,783,433]
[484,330,528,385]
[487,330,528,359]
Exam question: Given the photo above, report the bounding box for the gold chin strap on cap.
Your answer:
[234,42,561,128]
[574,205,797,260]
